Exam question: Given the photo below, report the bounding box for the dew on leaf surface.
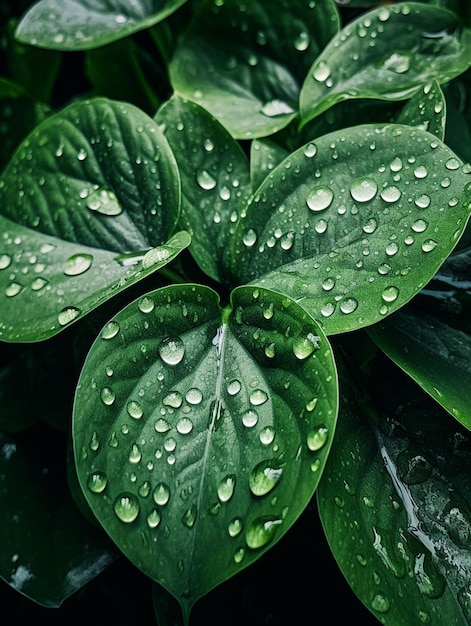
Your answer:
[245,516,283,549]
[87,471,108,494]
[158,336,185,365]
[249,460,283,496]
[63,253,93,276]
[260,99,295,117]
[306,185,334,212]
[350,177,378,202]
[217,474,236,503]
[153,482,170,506]
[113,493,140,523]
[58,306,81,326]
[307,426,328,451]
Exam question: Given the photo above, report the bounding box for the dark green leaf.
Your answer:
[0,97,187,342]
[155,95,251,282]
[300,3,471,125]
[368,306,471,428]
[169,0,340,139]
[227,124,471,335]
[250,138,290,192]
[73,283,338,618]
[395,80,446,139]
[15,0,189,51]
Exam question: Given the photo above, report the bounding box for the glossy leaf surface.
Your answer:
[300,3,471,125]
[169,0,340,138]
[228,124,471,335]
[15,0,188,50]
[0,98,185,342]
[73,283,338,618]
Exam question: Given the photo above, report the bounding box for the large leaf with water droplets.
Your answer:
[227,123,471,335]
[0,97,187,342]
[169,0,340,139]
[368,306,471,429]
[300,3,471,126]
[73,283,338,619]
[318,361,471,625]
[15,0,189,51]
[155,96,251,282]
[0,429,117,606]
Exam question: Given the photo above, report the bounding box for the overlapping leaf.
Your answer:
[227,123,471,335]
[73,283,338,620]
[0,97,187,342]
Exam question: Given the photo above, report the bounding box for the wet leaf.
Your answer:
[318,364,471,625]
[15,0,189,51]
[0,98,187,342]
[395,80,446,139]
[227,123,471,335]
[169,0,339,139]
[73,283,338,619]
[155,95,251,282]
[300,3,471,125]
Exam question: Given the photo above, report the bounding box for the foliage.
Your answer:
[1,0,471,624]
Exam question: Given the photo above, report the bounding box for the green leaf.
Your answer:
[0,428,117,606]
[395,80,446,139]
[300,3,471,126]
[155,95,251,282]
[73,283,338,619]
[15,0,189,51]
[368,306,471,428]
[318,363,471,625]
[250,138,290,192]
[227,124,471,335]
[0,97,187,342]
[169,0,340,139]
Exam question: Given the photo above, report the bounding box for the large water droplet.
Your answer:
[307,426,328,451]
[176,417,193,435]
[196,169,217,190]
[242,409,259,428]
[242,228,257,247]
[58,306,81,326]
[379,51,411,74]
[86,189,122,215]
[246,516,282,549]
[153,482,170,506]
[294,31,310,51]
[293,334,318,359]
[100,387,115,406]
[158,336,185,365]
[87,471,108,493]
[249,460,283,496]
[371,593,390,613]
[182,504,197,528]
[102,320,120,339]
[147,509,161,528]
[217,474,236,503]
[113,493,140,523]
[228,518,243,537]
[63,253,93,276]
[249,389,268,406]
[380,186,401,203]
[260,99,295,117]
[339,297,358,314]
[312,61,331,82]
[163,391,183,408]
[381,286,399,303]
[350,177,378,202]
[306,185,334,212]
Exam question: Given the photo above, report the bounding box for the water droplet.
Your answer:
[261,99,295,117]
[294,31,310,51]
[350,177,378,202]
[249,389,268,406]
[293,334,318,359]
[380,51,411,74]
[155,418,171,433]
[415,194,431,209]
[385,242,399,256]
[87,471,107,493]
[380,186,401,203]
[203,138,214,152]
[127,400,143,419]
[158,336,185,365]
[422,239,437,252]
[242,228,257,247]
[303,143,317,158]
[147,509,161,528]
[115,13,127,23]
[5,282,23,297]
[138,296,154,313]
[249,460,283,496]
[129,444,142,464]
[242,409,259,428]
[321,302,335,317]
[176,417,193,435]
[77,148,87,161]
[163,391,183,408]
[246,516,282,549]
[445,157,460,170]
[307,426,328,451]
[259,426,275,445]
[227,379,241,396]
[182,504,197,528]
[314,219,328,233]
[234,547,245,563]
[102,320,120,339]
[414,165,428,179]
[185,388,203,405]
[381,286,399,303]
[218,474,236,502]
[313,61,330,82]
[153,482,170,506]
[362,218,378,234]
[0,254,11,269]
[100,387,115,406]
[228,518,243,537]
[63,253,93,276]
[58,306,81,326]
[371,593,390,613]
[196,169,217,190]
[113,493,140,523]
[390,156,403,172]
[339,297,358,314]
[306,185,334,212]
[264,342,276,359]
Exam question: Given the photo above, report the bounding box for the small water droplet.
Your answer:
[246,516,282,549]
[127,400,143,419]
[228,518,243,537]
[445,157,460,170]
[153,482,170,506]
[113,493,140,523]
[414,194,431,209]
[379,51,411,74]
[196,169,217,190]
[249,460,283,496]
[87,471,107,493]
[0,254,11,269]
[307,426,328,451]
[339,297,358,314]
[77,148,87,161]
[385,242,399,256]
[303,143,317,158]
[306,185,334,212]
[147,509,161,528]
[182,504,197,528]
[138,296,155,313]
[227,380,241,396]
[58,306,81,326]
[371,593,390,613]
[129,444,142,464]
[321,302,335,317]
[63,253,93,276]
[293,334,318,359]
[414,165,428,179]
[155,418,171,433]
[422,239,437,252]
[294,31,310,51]
[259,426,275,445]
[163,391,183,408]
[234,547,245,563]
[362,218,378,234]
[350,177,378,202]
[100,387,115,406]
[5,282,23,297]
[218,474,236,503]
[158,336,185,365]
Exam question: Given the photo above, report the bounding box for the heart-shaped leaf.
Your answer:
[15,0,189,51]
[73,283,338,620]
[169,0,340,139]
[0,97,187,342]
[155,95,251,282]
[300,3,471,125]
[368,306,471,429]
[227,123,471,335]
[318,363,471,625]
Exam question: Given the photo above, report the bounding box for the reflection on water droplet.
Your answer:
[155,418,171,433]
[113,493,140,523]
[381,286,399,303]
[303,143,317,158]
[147,509,161,528]
[385,242,399,256]
[176,417,193,435]
[313,61,330,82]
[246,516,282,549]
[260,426,275,445]
[228,518,243,537]
[63,253,93,276]
[86,189,122,215]
[445,158,460,170]
[196,169,217,190]
[422,239,437,252]
[127,400,143,419]
[339,298,358,314]
[163,391,183,408]
[249,460,283,496]
[58,306,81,326]
[102,320,120,339]
[380,186,401,203]
[371,593,390,613]
[362,218,378,234]
[0,254,11,269]
[390,157,403,172]
[218,474,236,503]
[100,387,115,406]
[414,165,428,179]
[249,389,268,406]
[350,177,378,202]
[87,471,107,493]
[293,335,318,359]
[234,547,245,563]
[294,31,310,51]
[242,228,257,247]
[261,99,295,117]
[153,482,170,506]
[138,296,155,313]
[242,409,259,428]
[321,302,335,317]
[159,336,185,365]
[306,185,334,212]
[307,426,328,451]
[182,504,197,528]
[227,380,242,396]
[5,282,23,297]
[379,51,411,74]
